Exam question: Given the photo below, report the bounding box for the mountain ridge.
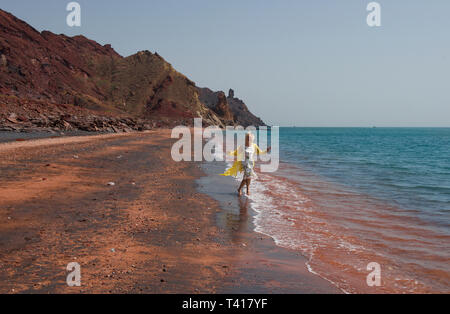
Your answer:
[0,9,265,132]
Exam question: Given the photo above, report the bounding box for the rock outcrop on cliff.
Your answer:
[226,89,266,127]
[198,87,265,127]
[197,88,234,125]
[0,9,265,132]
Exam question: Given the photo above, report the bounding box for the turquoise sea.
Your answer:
[246,127,450,293]
[279,127,450,228]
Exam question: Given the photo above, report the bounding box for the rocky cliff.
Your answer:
[226,89,266,127]
[0,9,265,132]
[198,87,265,127]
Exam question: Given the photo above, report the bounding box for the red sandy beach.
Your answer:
[0,130,340,293]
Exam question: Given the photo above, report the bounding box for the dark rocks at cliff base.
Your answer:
[0,96,154,133]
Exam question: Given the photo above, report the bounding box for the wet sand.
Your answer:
[0,130,339,293]
[198,162,341,293]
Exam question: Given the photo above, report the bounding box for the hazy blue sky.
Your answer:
[2,1,449,126]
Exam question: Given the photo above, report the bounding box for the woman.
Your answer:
[220,132,270,196]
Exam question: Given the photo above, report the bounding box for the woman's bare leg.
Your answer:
[246,179,251,195]
[238,179,246,196]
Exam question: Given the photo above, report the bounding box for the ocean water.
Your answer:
[231,127,450,293]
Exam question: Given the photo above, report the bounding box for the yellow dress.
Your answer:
[220,143,267,178]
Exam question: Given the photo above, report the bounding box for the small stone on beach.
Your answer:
[107,182,115,186]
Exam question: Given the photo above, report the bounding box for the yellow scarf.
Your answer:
[220,143,266,177]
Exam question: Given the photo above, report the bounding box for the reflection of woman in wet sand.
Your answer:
[221,133,270,196]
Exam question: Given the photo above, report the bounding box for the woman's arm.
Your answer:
[254,144,271,155]
[228,149,238,156]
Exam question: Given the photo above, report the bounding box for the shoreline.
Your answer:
[0,131,339,293]
[197,161,341,293]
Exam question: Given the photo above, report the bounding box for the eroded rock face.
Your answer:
[226,91,265,127]
[213,91,234,123]
[197,88,234,125]
[198,87,266,127]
